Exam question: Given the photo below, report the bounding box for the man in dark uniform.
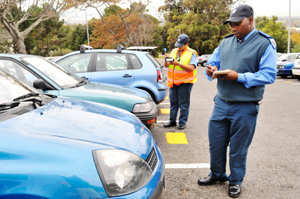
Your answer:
[197,4,277,198]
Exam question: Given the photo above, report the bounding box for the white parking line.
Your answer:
[292,83,300,85]
[165,163,210,169]
[159,103,170,105]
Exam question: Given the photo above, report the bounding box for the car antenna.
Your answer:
[117,44,124,53]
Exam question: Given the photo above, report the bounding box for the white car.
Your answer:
[292,54,300,80]
[277,53,298,64]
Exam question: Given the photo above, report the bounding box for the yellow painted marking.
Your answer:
[165,96,169,100]
[166,132,188,144]
[283,81,292,83]
[160,108,170,114]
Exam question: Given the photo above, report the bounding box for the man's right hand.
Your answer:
[206,64,217,77]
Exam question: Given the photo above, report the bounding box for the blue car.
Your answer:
[277,61,295,78]
[0,54,158,129]
[277,53,300,78]
[55,46,168,104]
[0,69,165,199]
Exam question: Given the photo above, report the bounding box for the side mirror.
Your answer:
[33,79,53,90]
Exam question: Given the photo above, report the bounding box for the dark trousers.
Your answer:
[169,83,193,126]
[208,96,259,185]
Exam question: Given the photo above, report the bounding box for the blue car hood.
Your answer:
[0,97,154,159]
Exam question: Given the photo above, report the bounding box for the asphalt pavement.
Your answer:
[153,58,300,198]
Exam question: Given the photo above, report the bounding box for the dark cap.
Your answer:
[175,34,189,47]
[223,4,253,25]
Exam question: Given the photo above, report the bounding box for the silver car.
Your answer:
[197,54,211,67]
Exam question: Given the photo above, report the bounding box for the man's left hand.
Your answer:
[215,70,238,81]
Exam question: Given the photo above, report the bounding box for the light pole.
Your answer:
[80,8,90,47]
[288,0,291,53]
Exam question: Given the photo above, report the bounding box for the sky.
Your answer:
[61,0,300,25]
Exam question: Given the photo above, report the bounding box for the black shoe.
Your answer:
[178,125,186,130]
[164,122,176,127]
[197,175,228,186]
[228,184,241,198]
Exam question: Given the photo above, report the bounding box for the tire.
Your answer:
[280,75,287,78]
[295,75,300,80]
[202,61,207,67]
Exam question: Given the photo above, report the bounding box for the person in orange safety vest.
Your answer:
[163,34,198,130]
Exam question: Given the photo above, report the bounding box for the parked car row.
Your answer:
[0,48,166,198]
[277,53,300,78]
[0,54,158,129]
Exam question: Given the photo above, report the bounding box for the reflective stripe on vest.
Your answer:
[167,47,197,88]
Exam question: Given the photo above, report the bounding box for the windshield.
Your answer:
[22,57,80,88]
[0,70,37,104]
[277,54,297,62]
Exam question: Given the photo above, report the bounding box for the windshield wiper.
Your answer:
[13,92,44,108]
[13,92,40,101]
[0,101,20,111]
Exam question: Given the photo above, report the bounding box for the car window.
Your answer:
[146,54,161,68]
[0,59,38,87]
[22,57,79,88]
[57,53,92,73]
[289,54,297,61]
[128,54,142,69]
[96,53,128,71]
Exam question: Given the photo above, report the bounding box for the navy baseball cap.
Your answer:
[175,34,189,47]
[223,4,253,25]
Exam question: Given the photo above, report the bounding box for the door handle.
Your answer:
[123,74,132,78]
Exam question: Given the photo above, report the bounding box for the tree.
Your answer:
[90,1,161,48]
[23,13,65,55]
[255,16,288,53]
[159,0,237,54]
[78,0,160,48]
[292,43,300,53]
[0,0,73,54]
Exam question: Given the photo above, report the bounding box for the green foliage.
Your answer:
[160,0,234,55]
[50,48,73,56]
[104,5,123,17]
[255,16,288,53]
[292,43,300,53]
[61,24,90,51]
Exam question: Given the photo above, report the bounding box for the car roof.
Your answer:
[62,49,149,56]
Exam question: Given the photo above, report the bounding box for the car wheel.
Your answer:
[202,61,207,67]
[295,75,300,81]
[280,75,287,78]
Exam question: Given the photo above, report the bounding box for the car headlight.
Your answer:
[93,150,153,197]
[132,101,152,113]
